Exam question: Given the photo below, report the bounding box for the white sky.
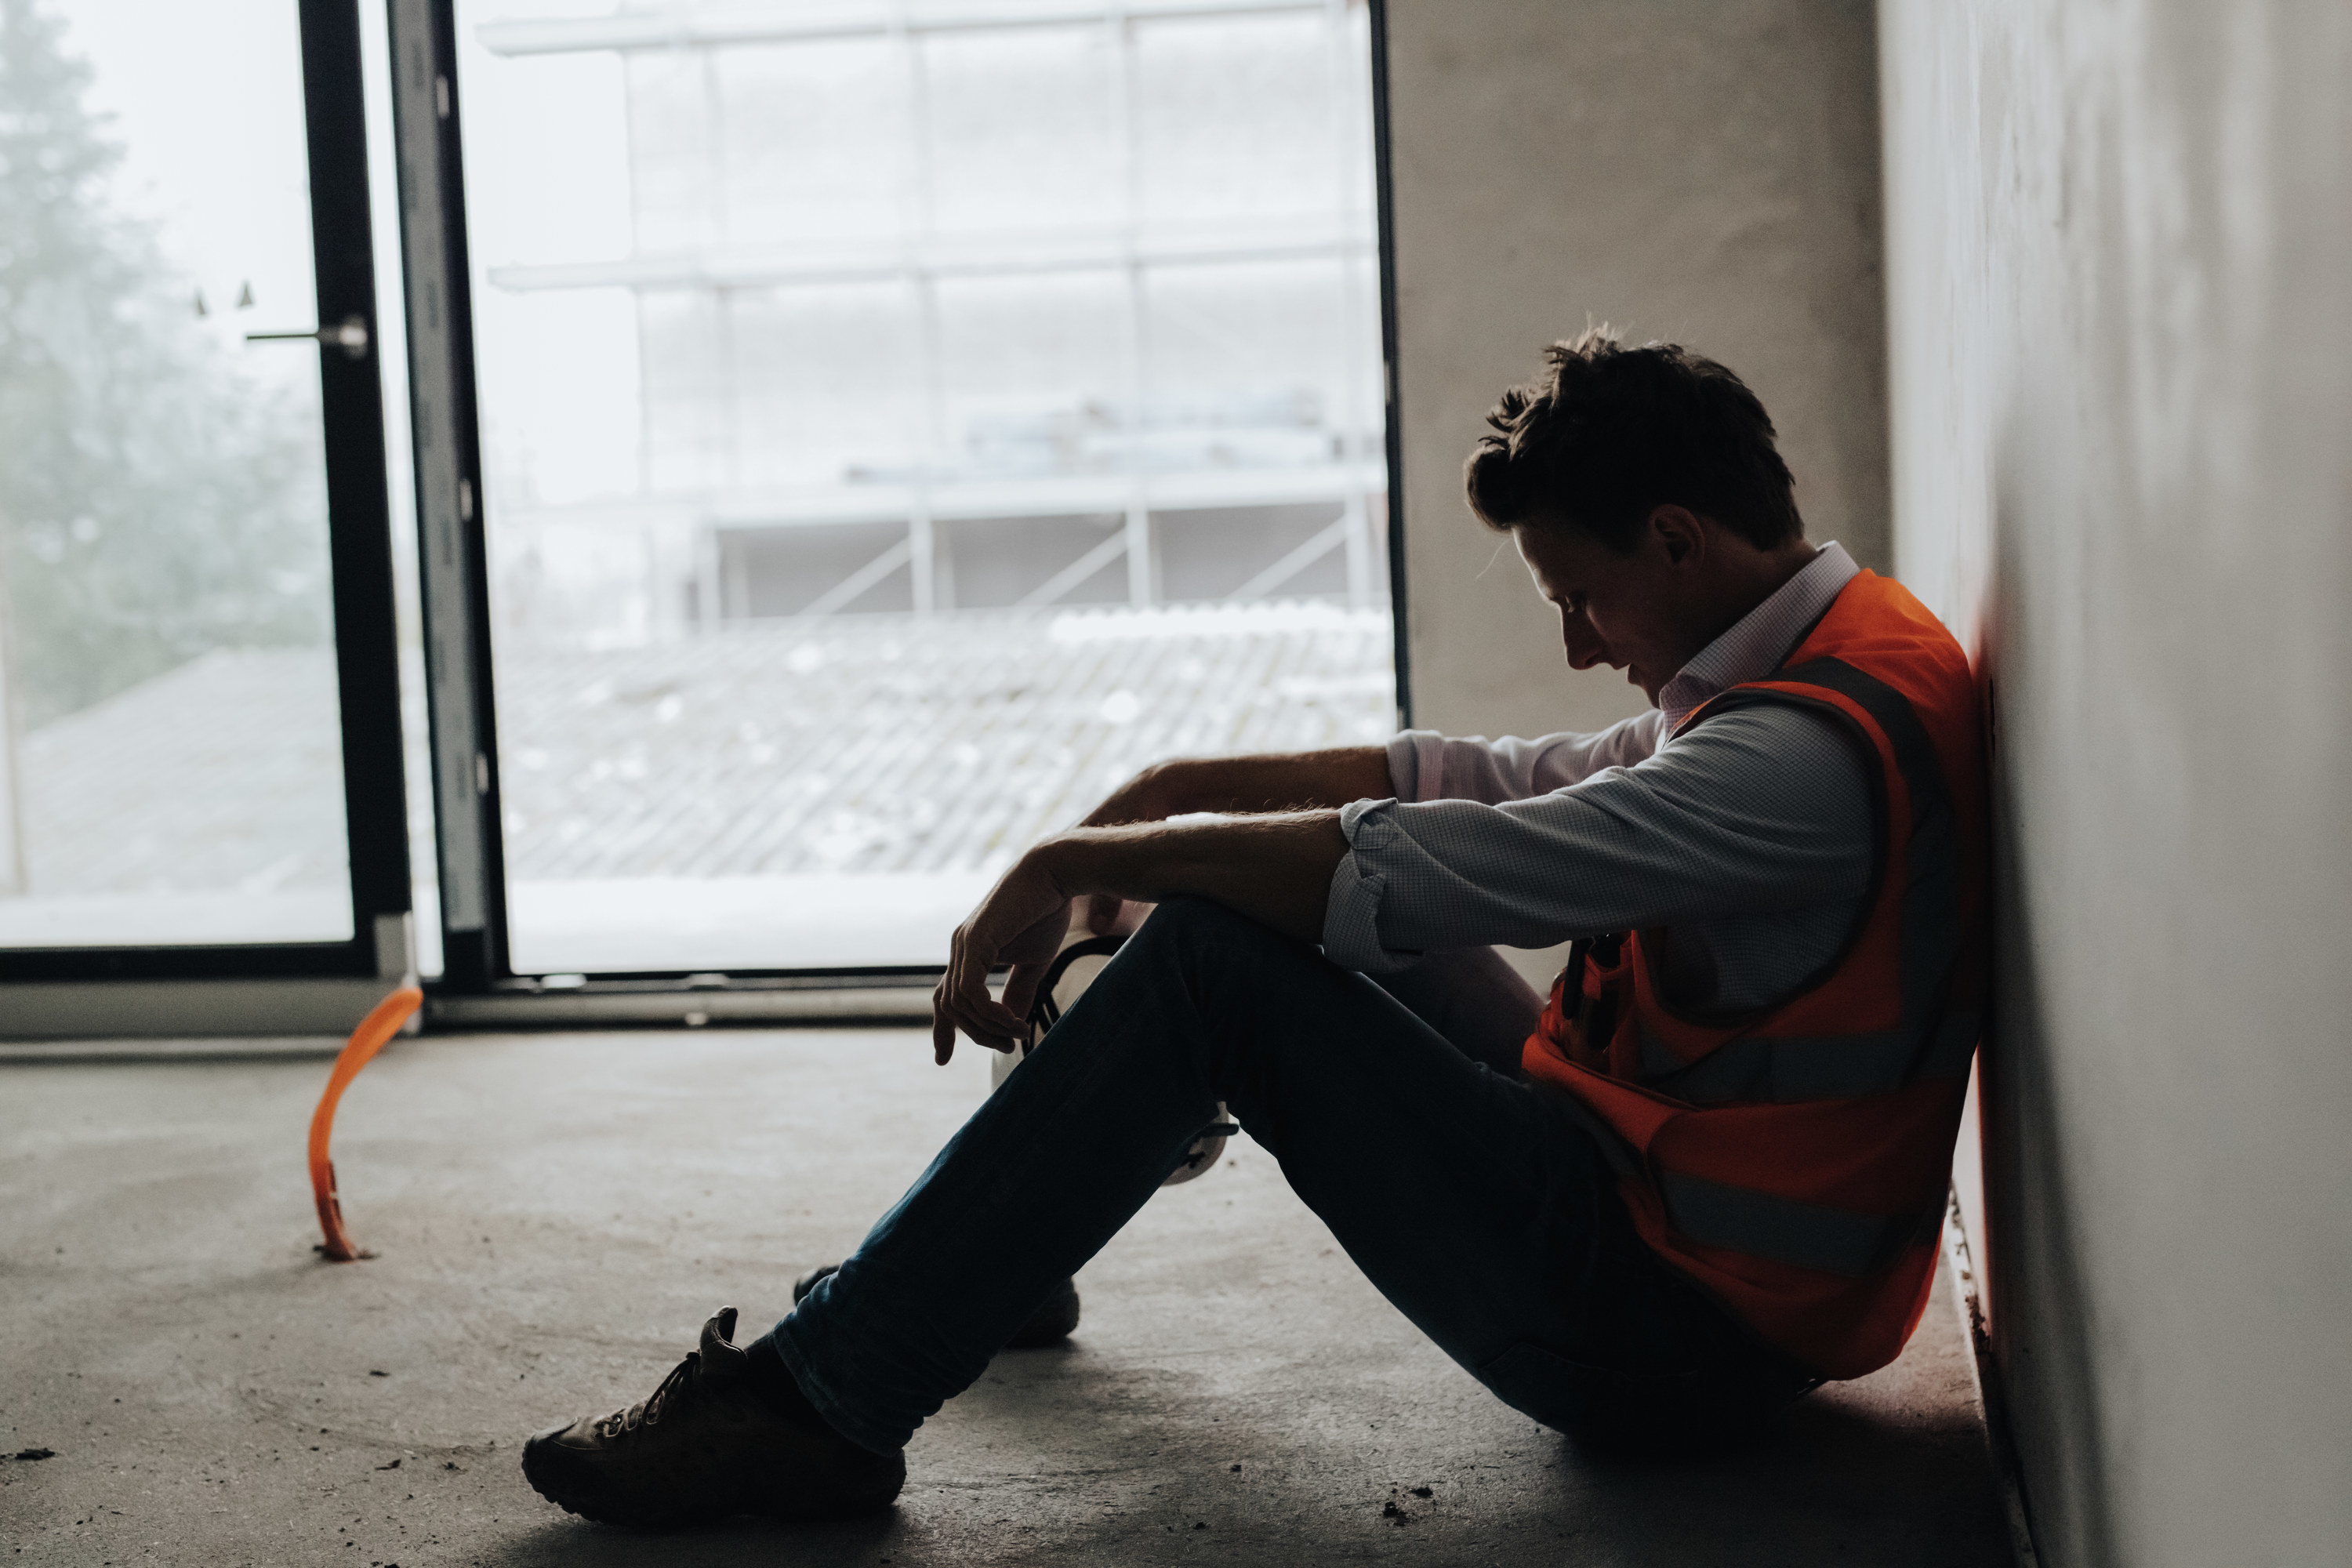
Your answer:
[51,0,320,398]
[452,0,644,507]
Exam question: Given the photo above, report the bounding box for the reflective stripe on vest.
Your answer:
[1637,1008,1980,1105]
[1661,1172,1948,1278]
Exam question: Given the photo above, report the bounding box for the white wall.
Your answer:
[1383,0,1891,743]
[1879,3,2352,1564]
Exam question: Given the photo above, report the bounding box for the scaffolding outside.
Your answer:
[458,0,1398,974]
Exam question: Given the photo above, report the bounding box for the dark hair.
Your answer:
[1462,328,1802,550]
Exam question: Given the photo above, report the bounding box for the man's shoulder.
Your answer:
[1651,697,1875,786]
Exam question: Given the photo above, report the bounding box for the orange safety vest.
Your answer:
[1525,568,1988,1379]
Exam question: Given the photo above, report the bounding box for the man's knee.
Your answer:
[1106,896,1329,1031]
[1132,894,1269,950]
[1120,895,1352,1044]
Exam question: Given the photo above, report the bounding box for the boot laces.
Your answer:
[596,1350,702,1439]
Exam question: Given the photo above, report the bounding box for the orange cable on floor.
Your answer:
[308,985,424,1262]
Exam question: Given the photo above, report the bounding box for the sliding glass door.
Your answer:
[0,0,409,980]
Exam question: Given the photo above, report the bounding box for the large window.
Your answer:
[0,0,1396,997]
[455,0,1394,975]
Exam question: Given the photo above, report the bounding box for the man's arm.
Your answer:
[1388,713,1664,804]
[931,811,1347,1062]
[1079,723,1674,823]
[1074,746,1388,934]
[1082,747,1391,825]
[1048,814,1347,938]
[1323,705,1875,978]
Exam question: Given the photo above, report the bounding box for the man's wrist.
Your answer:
[1027,830,1095,902]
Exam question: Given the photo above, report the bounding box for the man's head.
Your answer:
[1463,329,1813,703]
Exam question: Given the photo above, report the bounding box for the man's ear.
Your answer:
[1647,504,1707,568]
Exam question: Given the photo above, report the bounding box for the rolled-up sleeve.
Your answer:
[1324,705,1873,973]
[1321,798,1403,971]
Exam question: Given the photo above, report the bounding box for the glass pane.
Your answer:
[0,0,351,949]
[458,0,1391,975]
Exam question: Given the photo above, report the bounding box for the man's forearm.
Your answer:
[1036,812,1348,942]
[1088,746,1392,826]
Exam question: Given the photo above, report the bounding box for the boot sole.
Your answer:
[521,1433,905,1528]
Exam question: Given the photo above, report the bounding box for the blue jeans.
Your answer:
[771,897,1811,1454]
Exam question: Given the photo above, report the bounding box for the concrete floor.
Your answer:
[1,1029,2012,1566]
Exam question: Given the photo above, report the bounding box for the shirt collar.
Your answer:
[1657,541,1860,731]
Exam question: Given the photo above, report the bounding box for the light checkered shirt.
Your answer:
[1323,542,1872,1012]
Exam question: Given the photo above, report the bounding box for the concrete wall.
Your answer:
[1879,4,2352,1565]
[1382,0,1890,742]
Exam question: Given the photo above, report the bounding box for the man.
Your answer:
[518,330,1989,1527]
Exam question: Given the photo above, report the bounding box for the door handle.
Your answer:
[246,313,370,361]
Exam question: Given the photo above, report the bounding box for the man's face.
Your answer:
[1512,513,1711,706]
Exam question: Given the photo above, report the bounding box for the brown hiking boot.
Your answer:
[521,1305,903,1527]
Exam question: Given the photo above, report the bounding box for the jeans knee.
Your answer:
[1127,895,1272,960]
[1112,896,1308,1057]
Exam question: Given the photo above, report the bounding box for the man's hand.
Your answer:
[932,811,1350,1064]
[931,855,1071,1065]
[932,744,1386,1062]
